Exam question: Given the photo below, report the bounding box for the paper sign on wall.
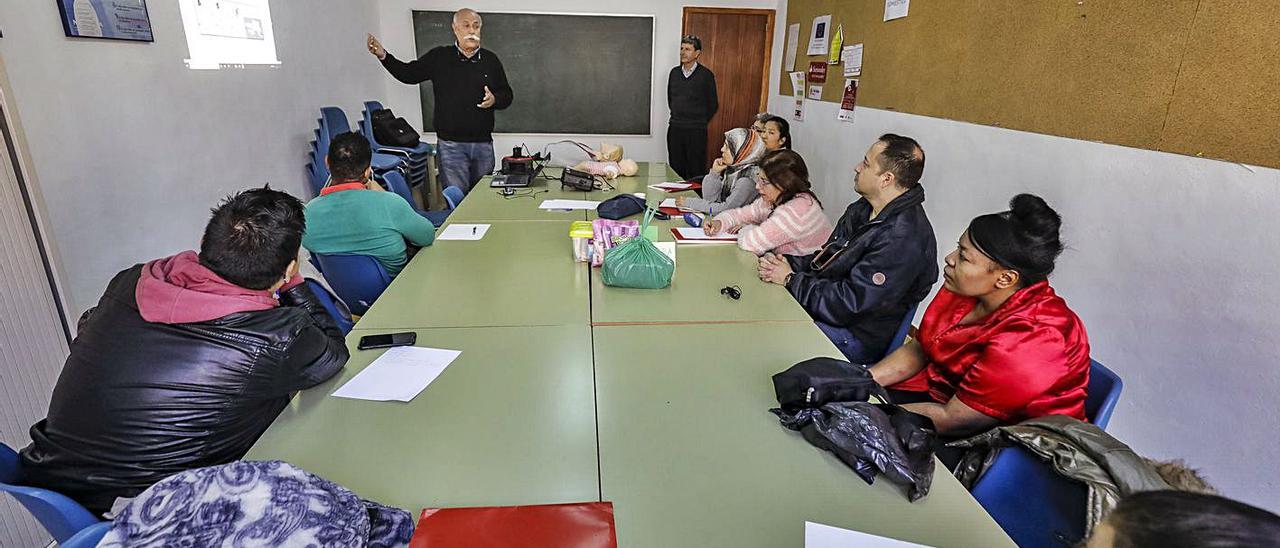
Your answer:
[807,61,828,84]
[838,79,858,122]
[808,85,823,100]
[785,23,800,71]
[827,25,844,65]
[842,43,864,77]
[789,71,806,97]
[807,15,831,56]
[793,96,805,122]
[884,0,910,21]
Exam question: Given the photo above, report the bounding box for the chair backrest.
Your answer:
[970,359,1124,547]
[313,253,392,316]
[971,445,1089,548]
[319,106,352,142]
[362,100,385,144]
[1085,359,1122,429]
[381,171,418,211]
[882,302,919,359]
[0,443,102,543]
[61,521,113,548]
[443,185,464,210]
[305,279,355,334]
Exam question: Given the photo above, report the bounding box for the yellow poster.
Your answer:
[827,24,844,65]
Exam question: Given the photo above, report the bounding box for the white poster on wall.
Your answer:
[884,0,910,21]
[842,43,864,77]
[838,79,858,122]
[793,96,805,122]
[807,15,832,56]
[789,71,806,98]
[808,85,823,100]
[785,23,800,71]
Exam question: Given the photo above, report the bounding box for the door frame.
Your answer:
[680,7,776,115]
[0,53,74,342]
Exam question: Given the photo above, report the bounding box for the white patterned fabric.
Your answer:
[99,460,413,547]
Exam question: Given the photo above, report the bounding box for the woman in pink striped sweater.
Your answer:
[703,149,833,255]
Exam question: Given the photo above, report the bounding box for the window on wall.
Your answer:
[178,0,279,69]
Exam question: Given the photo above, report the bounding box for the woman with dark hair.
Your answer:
[704,149,833,255]
[677,127,765,214]
[760,115,792,151]
[1086,491,1280,547]
[867,194,1091,437]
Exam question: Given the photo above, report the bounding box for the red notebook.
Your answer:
[409,501,617,548]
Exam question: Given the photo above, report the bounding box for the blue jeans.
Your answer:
[436,140,495,194]
[815,321,879,364]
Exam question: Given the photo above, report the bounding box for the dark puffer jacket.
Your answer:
[20,265,347,513]
[785,185,938,359]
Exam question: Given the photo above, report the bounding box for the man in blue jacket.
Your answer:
[758,134,938,363]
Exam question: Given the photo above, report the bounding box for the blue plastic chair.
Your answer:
[0,442,102,543]
[443,185,464,210]
[305,279,355,334]
[882,302,919,359]
[61,521,112,548]
[381,171,449,227]
[969,359,1124,548]
[1085,359,1123,430]
[312,253,392,316]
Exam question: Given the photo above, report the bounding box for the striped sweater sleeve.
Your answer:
[734,194,831,255]
[714,197,771,231]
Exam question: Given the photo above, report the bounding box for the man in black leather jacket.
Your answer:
[758,134,938,363]
[20,187,348,514]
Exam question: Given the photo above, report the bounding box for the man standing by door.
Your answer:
[667,35,719,180]
[367,8,513,194]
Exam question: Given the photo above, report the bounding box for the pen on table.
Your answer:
[472,226,477,235]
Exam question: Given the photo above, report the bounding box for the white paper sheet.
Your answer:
[655,241,676,265]
[648,182,694,191]
[793,96,805,122]
[785,23,800,71]
[437,224,490,241]
[805,522,932,548]
[673,227,738,243]
[884,0,910,21]
[807,15,832,56]
[659,198,688,210]
[789,71,807,98]
[538,199,601,210]
[332,346,462,402]
[808,85,824,100]
[843,43,864,77]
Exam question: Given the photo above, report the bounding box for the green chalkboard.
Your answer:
[413,11,653,135]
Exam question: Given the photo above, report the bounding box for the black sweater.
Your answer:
[667,64,719,128]
[381,46,513,142]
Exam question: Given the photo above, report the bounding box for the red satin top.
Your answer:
[891,281,1091,423]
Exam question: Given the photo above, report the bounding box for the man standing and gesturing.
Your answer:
[368,8,513,194]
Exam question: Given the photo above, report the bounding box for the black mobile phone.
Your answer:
[357,332,417,350]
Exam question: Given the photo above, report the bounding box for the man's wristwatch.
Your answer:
[783,272,795,287]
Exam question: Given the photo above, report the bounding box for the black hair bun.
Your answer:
[1008,193,1061,241]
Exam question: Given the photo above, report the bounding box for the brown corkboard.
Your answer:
[781,0,1280,169]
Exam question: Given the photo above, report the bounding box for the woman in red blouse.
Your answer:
[868,194,1090,439]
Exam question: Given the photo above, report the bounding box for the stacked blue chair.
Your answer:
[443,185,464,210]
[312,253,393,316]
[306,107,411,198]
[0,442,103,544]
[969,359,1124,548]
[361,100,434,190]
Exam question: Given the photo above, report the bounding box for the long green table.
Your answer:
[594,323,1015,548]
[248,160,1013,546]
[355,221,590,330]
[245,325,599,511]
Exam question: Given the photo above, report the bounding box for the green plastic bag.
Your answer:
[601,208,674,289]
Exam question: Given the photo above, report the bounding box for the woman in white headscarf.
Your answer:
[677,127,767,215]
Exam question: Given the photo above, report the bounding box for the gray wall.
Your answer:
[0,0,384,317]
[769,96,1280,514]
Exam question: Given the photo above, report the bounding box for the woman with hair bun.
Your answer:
[867,193,1091,441]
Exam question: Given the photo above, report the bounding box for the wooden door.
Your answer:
[682,7,775,171]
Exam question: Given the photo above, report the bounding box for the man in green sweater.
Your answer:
[303,133,435,277]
